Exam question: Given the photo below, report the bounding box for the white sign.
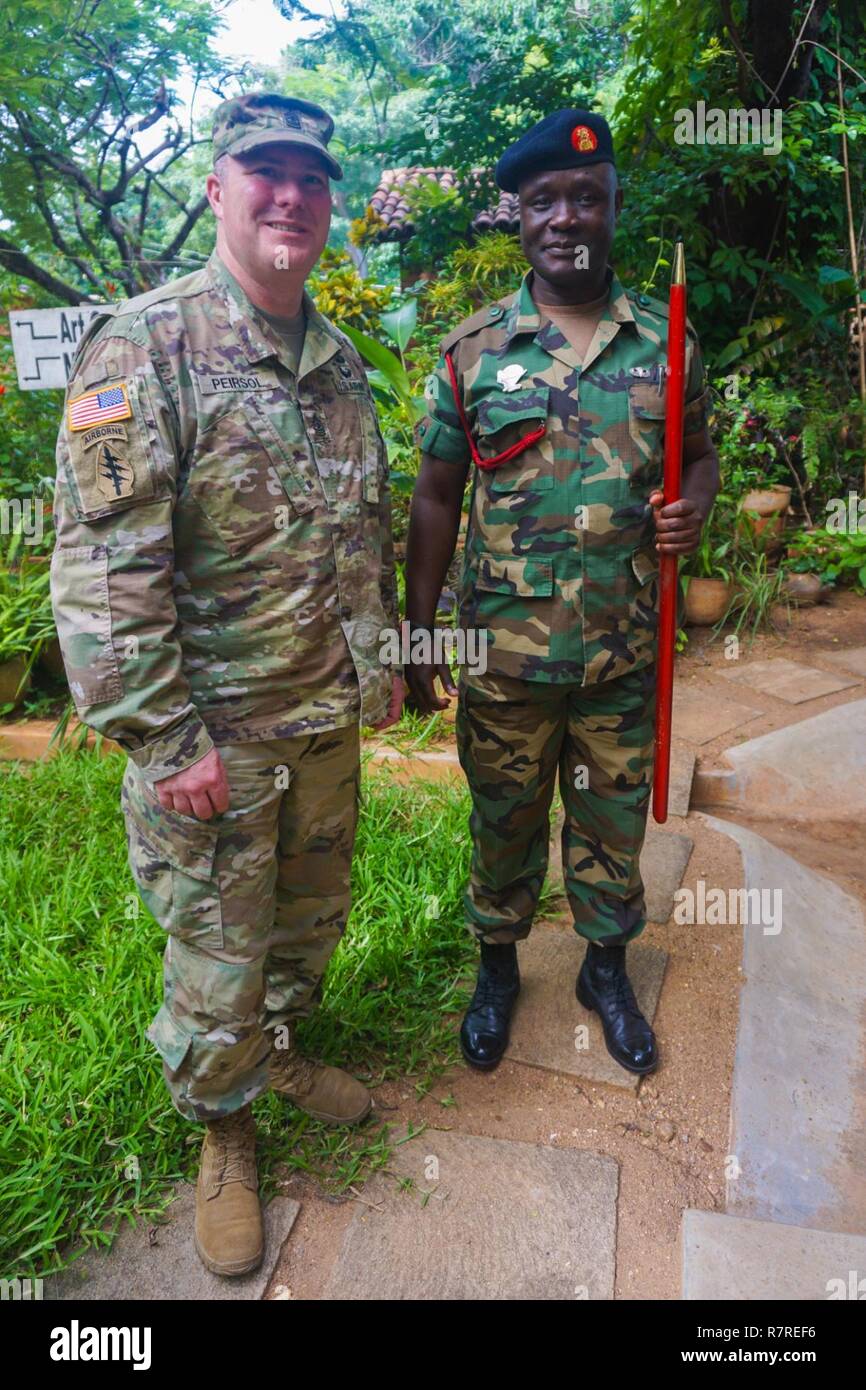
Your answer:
[8,304,108,390]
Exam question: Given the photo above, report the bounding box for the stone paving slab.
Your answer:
[324,1127,618,1300]
[672,685,763,744]
[822,644,866,678]
[720,656,858,703]
[683,1210,866,1300]
[642,826,694,923]
[46,1185,300,1301]
[508,927,667,1090]
[703,817,866,1233]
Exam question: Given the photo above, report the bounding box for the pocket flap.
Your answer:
[628,379,667,419]
[631,547,660,586]
[474,552,554,596]
[146,1004,194,1074]
[122,764,219,882]
[476,385,549,436]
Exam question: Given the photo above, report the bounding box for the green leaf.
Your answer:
[380,300,417,354]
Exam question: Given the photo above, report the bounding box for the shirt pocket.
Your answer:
[50,544,124,707]
[186,396,316,555]
[474,385,551,471]
[627,378,667,491]
[468,551,554,662]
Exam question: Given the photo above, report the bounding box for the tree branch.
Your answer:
[158,194,210,266]
[0,234,97,304]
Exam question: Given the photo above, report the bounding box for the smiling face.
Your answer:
[518,163,621,303]
[206,144,332,296]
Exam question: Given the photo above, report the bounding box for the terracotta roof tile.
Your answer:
[367,168,520,242]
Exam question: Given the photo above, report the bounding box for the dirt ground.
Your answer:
[264,590,865,1301]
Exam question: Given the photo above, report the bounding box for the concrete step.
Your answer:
[702,815,866,1234]
[683,1209,866,1300]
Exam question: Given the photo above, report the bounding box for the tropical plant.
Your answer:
[308,247,394,333]
[784,525,866,593]
[342,297,426,503]
[0,529,56,708]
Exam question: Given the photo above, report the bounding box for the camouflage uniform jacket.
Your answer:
[418,268,709,685]
[51,250,397,783]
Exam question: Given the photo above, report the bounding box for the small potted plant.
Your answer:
[681,494,737,625]
[0,531,57,712]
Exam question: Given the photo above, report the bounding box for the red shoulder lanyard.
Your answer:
[444,350,546,471]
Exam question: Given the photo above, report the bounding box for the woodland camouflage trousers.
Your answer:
[455,665,656,946]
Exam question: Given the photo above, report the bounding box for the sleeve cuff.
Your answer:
[125,714,215,784]
[416,415,472,464]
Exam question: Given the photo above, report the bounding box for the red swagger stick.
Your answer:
[652,240,687,825]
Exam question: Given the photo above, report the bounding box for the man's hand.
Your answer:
[649,490,705,556]
[370,675,407,732]
[405,656,458,714]
[153,746,230,820]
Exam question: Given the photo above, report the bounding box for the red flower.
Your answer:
[106,281,117,295]
[0,384,6,396]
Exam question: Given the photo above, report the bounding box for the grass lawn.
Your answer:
[0,748,518,1276]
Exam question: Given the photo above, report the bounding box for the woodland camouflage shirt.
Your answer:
[418,267,709,686]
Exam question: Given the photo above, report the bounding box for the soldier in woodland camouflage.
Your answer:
[51,92,403,1278]
[406,109,719,1076]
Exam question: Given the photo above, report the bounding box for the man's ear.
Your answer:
[205,171,224,220]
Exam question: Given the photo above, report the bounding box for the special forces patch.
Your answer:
[81,425,135,501]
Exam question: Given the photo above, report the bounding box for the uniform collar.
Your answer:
[501,266,643,375]
[207,249,341,380]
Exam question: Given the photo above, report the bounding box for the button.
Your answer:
[637,294,650,306]
[488,305,504,319]
[418,422,427,435]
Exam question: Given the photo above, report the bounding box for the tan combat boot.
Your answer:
[269,1022,371,1126]
[194,1105,264,1277]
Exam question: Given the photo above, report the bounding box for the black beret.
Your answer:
[495,108,616,193]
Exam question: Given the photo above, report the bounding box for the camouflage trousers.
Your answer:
[121,724,360,1124]
[455,664,656,946]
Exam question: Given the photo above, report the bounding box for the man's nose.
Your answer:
[272,178,306,208]
[548,200,581,228]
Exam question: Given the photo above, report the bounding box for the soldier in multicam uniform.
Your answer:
[406,110,719,1076]
[50,92,404,1277]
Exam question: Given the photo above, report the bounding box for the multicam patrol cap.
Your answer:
[212,91,344,180]
[495,108,616,192]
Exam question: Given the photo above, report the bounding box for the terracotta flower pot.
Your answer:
[781,573,823,606]
[740,486,792,516]
[39,636,66,680]
[684,577,735,625]
[0,654,32,708]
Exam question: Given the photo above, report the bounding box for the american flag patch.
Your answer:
[68,383,132,432]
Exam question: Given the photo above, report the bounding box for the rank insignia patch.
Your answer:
[570,124,599,153]
[67,383,132,432]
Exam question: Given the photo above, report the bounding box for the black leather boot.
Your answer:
[460,941,520,1070]
[576,941,658,1074]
